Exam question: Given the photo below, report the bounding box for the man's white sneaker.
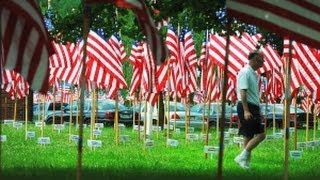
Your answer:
[234,155,250,169]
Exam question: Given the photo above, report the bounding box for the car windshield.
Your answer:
[191,103,231,115]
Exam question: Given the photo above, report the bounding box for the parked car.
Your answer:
[45,99,141,126]
[132,101,187,125]
[33,102,68,122]
[261,103,316,128]
[189,102,237,128]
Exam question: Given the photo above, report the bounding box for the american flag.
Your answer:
[85,0,168,65]
[0,0,54,93]
[226,0,320,49]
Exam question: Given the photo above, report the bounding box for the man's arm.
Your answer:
[240,89,252,120]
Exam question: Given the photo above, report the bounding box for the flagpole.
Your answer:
[293,96,298,150]
[305,96,310,142]
[77,2,90,180]
[52,85,56,130]
[25,95,28,140]
[216,18,231,180]
[283,38,293,180]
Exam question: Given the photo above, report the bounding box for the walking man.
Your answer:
[235,50,266,169]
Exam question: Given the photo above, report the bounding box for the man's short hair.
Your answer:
[248,50,261,60]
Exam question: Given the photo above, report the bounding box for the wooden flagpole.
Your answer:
[313,100,317,140]
[115,92,119,146]
[305,96,310,142]
[294,98,298,150]
[68,87,73,143]
[216,18,231,180]
[77,2,90,180]
[25,95,28,140]
[283,38,293,180]
[52,85,56,130]
[205,64,215,159]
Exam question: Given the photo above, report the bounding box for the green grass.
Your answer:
[1,123,320,180]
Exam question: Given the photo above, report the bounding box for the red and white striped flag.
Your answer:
[226,0,320,49]
[85,0,168,65]
[1,0,54,93]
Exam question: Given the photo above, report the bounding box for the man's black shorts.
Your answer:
[237,102,264,138]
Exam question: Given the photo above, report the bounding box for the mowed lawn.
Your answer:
[1,122,320,180]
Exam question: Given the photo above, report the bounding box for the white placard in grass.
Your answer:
[4,120,14,125]
[315,140,320,147]
[273,132,283,139]
[187,127,195,133]
[38,137,51,145]
[152,126,161,131]
[306,141,315,148]
[54,124,65,131]
[228,128,238,135]
[95,123,104,129]
[289,127,295,133]
[35,121,46,127]
[167,139,179,147]
[200,133,211,140]
[145,139,154,148]
[290,150,302,159]
[187,133,199,141]
[93,129,102,136]
[175,128,181,134]
[0,135,7,142]
[119,135,130,142]
[133,125,144,131]
[87,139,102,148]
[164,124,173,130]
[224,137,231,145]
[70,134,79,142]
[14,122,23,129]
[26,131,35,138]
[266,134,275,140]
[233,136,244,144]
[297,142,306,149]
[119,123,126,131]
[204,146,219,154]
[224,132,230,138]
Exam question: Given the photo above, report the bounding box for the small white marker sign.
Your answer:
[93,129,102,136]
[297,142,306,149]
[26,131,36,138]
[187,127,195,133]
[233,136,244,144]
[204,146,219,154]
[4,120,14,125]
[273,132,283,139]
[167,139,179,147]
[87,139,102,148]
[14,122,23,129]
[145,140,154,148]
[35,121,46,128]
[70,134,79,142]
[200,133,211,140]
[95,123,104,129]
[119,135,130,142]
[38,137,51,145]
[54,124,65,132]
[0,135,7,142]
[187,133,199,141]
[175,128,181,134]
[290,150,302,159]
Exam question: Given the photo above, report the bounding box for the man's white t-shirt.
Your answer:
[237,65,260,106]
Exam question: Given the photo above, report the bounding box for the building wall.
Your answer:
[0,89,33,121]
